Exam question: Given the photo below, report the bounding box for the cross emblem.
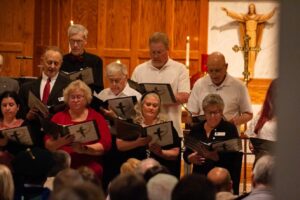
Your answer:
[116,102,126,116]
[232,34,261,85]
[11,131,21,143]
[154,128,164,141]
[76,126,86,138]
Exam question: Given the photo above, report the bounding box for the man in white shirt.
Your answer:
[131,32,190,137]
[97,62,141,101]
[187,51,252,127]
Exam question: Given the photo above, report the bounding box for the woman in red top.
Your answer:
[44,80,111,178]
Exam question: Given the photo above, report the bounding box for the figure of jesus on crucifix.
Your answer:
[222,4,276,77]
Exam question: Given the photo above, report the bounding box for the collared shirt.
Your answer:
[187,73,252,121]
[97,83,142,101]
[131,58,190,137]
[40,73,59,100]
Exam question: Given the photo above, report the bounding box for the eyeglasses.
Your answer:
[69,95,85,100]
[204,111,222,117]
[69,39,85,45]
[150,50,167,56]
[108,77,125,85]
[46,60,60,66]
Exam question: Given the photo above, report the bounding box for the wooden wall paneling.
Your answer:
[59,0,72,53]
[247,78,272,104]
[138,0,167,51]
[198,0,208,73]
[105,0,131,49]
[0,0,35,77]
[129,0,141,75]
[73,0,98,49]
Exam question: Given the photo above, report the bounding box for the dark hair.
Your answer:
[171,174,215,200]
[254,79,277,134]
[109,173,148,200]
[143,165,170,182]
[0,91,21,119]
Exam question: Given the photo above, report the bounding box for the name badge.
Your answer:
[215,132,226,136]
[58,97,64,102]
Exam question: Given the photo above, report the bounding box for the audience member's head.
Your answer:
[53,168,84,192]
[50,182,105,200]
[143,165,170,182]
[136,158,161,175]
[77,166,102,188]
[171,174,216,200]
[48,150,71,177]
[147,173,178,200]
[109,173,148,200]
[0,164,14,200]
[207,167,232,193]
[12,147,55,185]
[120,158,141,174]
[252,155,275,188]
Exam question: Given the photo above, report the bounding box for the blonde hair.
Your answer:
[0,164,14,200]
[120,158,141,174]
[134,92,166,124]
[63,80,92,104]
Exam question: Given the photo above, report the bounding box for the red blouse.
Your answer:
[44,108,111,177]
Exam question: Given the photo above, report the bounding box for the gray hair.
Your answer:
[147,174,178,200]
[252,155,274,186]
[149,32,169,50]
[106,62,128,77]
[68,24,88,39]
[202,94,225,111]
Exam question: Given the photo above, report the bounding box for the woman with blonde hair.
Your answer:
[117,92,181,178]
[44,80,111,178]
[0,164,14,200]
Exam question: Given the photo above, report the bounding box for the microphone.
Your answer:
[16,56,33,60]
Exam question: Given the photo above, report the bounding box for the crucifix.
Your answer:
[11,131,21,144]
[154,128,163,140]
[232,34,261,86]
[116,102,126,116]
[76,126,86,138]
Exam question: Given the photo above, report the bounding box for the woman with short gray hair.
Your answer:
[184,93,241,194]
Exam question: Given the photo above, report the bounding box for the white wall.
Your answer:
[208,0,280,78]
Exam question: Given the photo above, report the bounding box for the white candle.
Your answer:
[186,36,190,68]
[70,20,74,26]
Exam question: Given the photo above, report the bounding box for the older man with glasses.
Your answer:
[61,24,104,93]
[187,51,253,128]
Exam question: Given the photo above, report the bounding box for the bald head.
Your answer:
[207,167,232,192]
[207,52,228,86]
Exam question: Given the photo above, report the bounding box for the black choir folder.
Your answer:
[28,91,66,117]
[61,67,94,85]
[114,118,174,147]
[28,91,49,117]
[44,120,100,143]
[93,95,137,119]
[128,79,176,104]
[0,126,34,146]
[250,137,275,155]
[184,134,242,159]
